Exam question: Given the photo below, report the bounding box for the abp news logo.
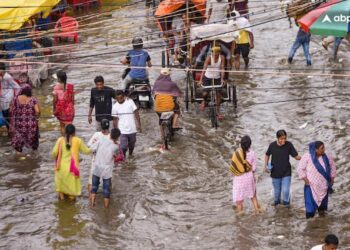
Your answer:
[322,14,350,23]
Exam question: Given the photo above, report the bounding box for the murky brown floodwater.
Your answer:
[1,1,350,249]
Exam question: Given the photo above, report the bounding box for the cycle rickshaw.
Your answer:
[154,0,206,67]
[184,23,239,128]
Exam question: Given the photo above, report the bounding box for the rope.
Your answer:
[0,0,324,44]
[2,0,315,44]
[246,93,350,106]
[0,14,296,64]
[1,93,349,122]
[2,80,350,95]
[0,0,144,23]
[0,0,322,65]
[0,0,319,64]
[0,1,284,44]
[2,57,350,78]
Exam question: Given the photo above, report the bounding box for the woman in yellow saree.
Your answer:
[52,124,91,200]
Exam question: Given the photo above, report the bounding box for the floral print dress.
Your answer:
[10,97,39,152]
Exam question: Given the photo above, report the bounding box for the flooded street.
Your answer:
[1,0,350,249]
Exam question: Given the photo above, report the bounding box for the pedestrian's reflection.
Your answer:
[52,202,86,248]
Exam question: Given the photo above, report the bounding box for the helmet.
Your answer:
[132,37,143,49]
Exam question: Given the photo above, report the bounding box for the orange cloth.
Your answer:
[155,0,206,17]
[155,94,175,113]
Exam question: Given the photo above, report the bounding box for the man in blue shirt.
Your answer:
[120,37,152,91]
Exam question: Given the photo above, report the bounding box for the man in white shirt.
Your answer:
[112,90,141,158]
[206,0,229,24]
[0,62,20,132]
[311,234,339,250]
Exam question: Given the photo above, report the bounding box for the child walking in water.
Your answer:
[87,119,111,198]
[90,128,120,208]
[230,135,260,214]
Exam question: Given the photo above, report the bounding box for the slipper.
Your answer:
[173,127,183,131]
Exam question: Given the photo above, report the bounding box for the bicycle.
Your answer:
[201,82,224,129]
[159,111,174,150]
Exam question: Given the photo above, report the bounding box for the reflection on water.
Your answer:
[0,0,350,249]
[51,202,86,249]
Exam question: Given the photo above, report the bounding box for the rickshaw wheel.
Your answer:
[231,85,237,109]
[185,72,190,111]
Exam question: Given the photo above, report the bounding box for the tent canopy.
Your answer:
[155,0,206,17]
[0,0,60,31]
[190,23,239,46]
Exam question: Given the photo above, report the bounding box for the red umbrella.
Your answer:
[298,0,350,37]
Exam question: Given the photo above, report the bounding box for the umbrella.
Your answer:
[0,0,60,31]
[298,0,350,37]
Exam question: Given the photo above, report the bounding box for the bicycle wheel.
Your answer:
[163,123,170,150]
[167,124,173,145]
[209,104,218,129]
[232,85,237,109]
[185,71,190,111]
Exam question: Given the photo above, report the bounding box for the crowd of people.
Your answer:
[0,0,345,246]
[8,67,341,222]
[230,130,336,220]
[0,57,338,222]
[0,49,183,206]
[50,64,185,207]
[0,62,40,153]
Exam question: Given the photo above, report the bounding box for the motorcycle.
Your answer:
[127,79,153,109]
[122,66,153,109]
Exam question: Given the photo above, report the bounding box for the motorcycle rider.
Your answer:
[120,37,152,92]
[153,68,182,148]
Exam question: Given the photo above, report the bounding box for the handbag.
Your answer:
[114,147,124,163]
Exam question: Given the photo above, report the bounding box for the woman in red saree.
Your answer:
[52,70,74,135]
